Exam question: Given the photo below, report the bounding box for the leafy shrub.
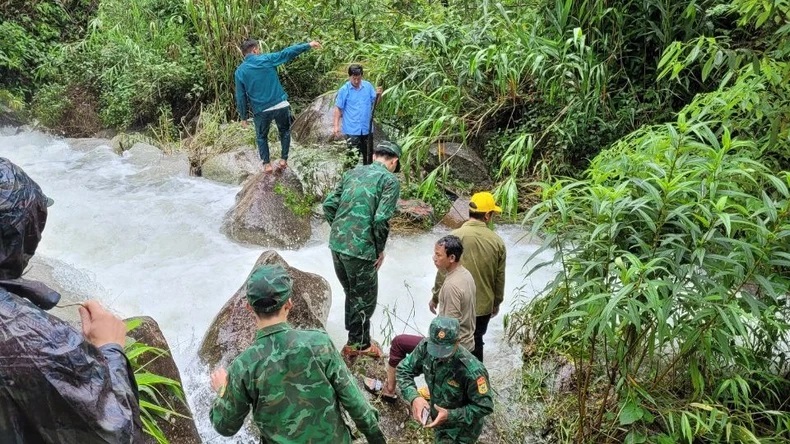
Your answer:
[514,112,790,441]
[181,102,253,175]
[31,83,101,136]
[32,0,205,131]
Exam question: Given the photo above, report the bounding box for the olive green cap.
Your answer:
[246,265,293,313]
[374,141,402,173]
[427,316,459,358]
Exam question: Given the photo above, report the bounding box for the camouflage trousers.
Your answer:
[331,251,378,348]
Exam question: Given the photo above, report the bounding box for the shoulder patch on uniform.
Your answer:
[476,376,488,395]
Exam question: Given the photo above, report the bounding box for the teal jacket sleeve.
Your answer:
[234,70,248,120]
[261,42,312,67]
[446,369,494,427]
[373,175,400,255]
[396,341,426,404]
[209,360,251,436]
[323,340,386,443]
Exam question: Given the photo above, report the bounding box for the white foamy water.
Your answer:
[0,129,557,442]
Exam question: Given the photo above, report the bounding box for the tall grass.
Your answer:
[183,0,279,113]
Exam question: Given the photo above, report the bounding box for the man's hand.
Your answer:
[374,252,385,271]
[426,405,449,428]
[428,299,437,315]
[211,368,228,393]
[376,86,383,95]
[491,305,500,317]
[309,40,322,49]
[241,120,249,128]
[410,397,430,424]
[79,300,126,348]
[333,127,342,140]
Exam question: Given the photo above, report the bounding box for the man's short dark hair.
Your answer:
[469,210,488,220]
[436,235,463,262]
[250,298,287,319]
[348,64,363,76]
[372,149,396,160]
[241,39,259,56]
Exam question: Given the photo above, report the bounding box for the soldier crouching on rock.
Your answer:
[397,316,494,443]
[209,264,386,443]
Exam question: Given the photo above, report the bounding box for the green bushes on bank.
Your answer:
[510,0,790,441]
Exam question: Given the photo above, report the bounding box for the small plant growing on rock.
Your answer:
[273,182,315,218]
[125,318,188,444]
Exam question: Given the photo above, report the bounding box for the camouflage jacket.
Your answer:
[323,162,400,261]
[0,288,143,444]
[396,340,494,443]
[210,322,386,444]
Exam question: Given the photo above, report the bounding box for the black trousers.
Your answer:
[345,134,372,165]
[473,314,491,362]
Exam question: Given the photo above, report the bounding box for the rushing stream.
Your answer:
[0,128,558,442]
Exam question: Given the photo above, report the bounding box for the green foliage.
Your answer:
[273,182,315,218]
[516,116,790,441]
[30,84,69,128]
[180,102,253,175]
[0,0,96,95]
[511,2,790,440]
[33,0,205,130]
[124,318,188,444]
[0,89,25,112]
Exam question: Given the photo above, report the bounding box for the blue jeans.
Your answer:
[253,107,291,163]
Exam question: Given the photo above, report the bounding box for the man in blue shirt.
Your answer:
[333,64,382,166]
[235,39,321,173]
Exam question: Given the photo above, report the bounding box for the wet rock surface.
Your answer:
[198,250,332,368]
[221,169,312,249]
[202,147,260,185]
[424,142,493,189]
[127,316,201,444]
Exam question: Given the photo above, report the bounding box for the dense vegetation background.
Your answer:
[2,0,788,442]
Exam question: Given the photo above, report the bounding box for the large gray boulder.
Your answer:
[288,143,346,200]
[202,147,260,185]
[424,142,493,189]
[291,92,389,147]
[440,197,471,229]
[198,250,332,367]
[126,316,201,444]
[24,256,101,327]
[221,169,312,249]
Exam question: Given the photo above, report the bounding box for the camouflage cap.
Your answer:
[427,316,460,358]
[245,265,293,313]
[374,141,402,173]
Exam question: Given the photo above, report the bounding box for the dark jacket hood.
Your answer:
[0,157,48,280]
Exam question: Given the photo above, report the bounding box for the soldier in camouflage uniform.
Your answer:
[323,141,401,358]
[396,317,494,443]
[209,264,386,443]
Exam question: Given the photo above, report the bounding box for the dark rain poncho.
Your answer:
[0,157,143,443]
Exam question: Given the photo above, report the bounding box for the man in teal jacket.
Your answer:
[235,39,321,173]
